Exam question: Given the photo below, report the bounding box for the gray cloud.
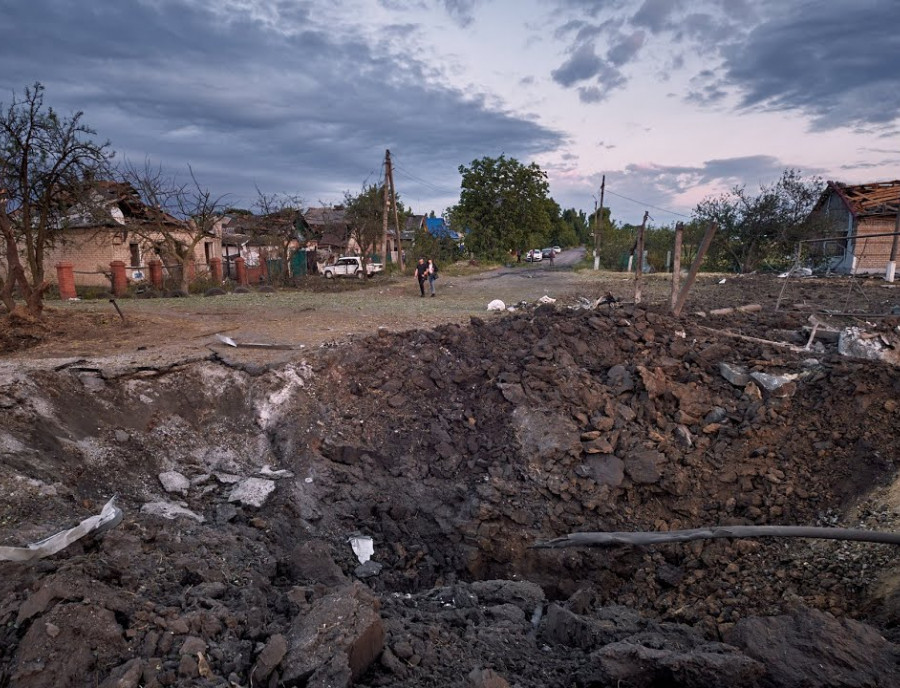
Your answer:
[551,43,603,87]
[0,0,563,214]
[632,0,677,34]
[724,0,900,130]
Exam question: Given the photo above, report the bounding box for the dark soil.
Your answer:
[2,270,900,686]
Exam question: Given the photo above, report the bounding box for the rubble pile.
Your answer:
[1,303,900,686]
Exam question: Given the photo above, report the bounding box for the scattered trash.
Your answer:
[487,299,506,311]
[349,534,374,564]
[778,267,813,278]
[838,327,900,365]
[0,497,123,562]
[718,278,727,284]
[537,295,556,304]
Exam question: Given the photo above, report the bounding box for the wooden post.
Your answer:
[593,176,604,271]
[886,196,900,282]
[672,222,717,317]
[634,211,648,304]
[670,221,683,311]
[381,149,391,266]
[386,157,403,270]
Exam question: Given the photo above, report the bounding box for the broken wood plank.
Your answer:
[533,525,900,549]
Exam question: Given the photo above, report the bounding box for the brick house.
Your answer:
[810,180,900,274]
[43,181,222,288]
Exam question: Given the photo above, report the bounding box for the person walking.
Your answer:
[427,258,438,297]
[414,257,428,297]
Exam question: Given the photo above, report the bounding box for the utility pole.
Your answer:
[382,150,391,267]
[387,162,403,270]
[594,175,605,271]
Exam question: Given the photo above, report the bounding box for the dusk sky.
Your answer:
[2,0,898,226]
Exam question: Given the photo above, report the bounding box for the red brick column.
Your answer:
[110,260,127,297]
[186,261,196,283]
[148,259,163,290]
[56,262,77,300]
[209,257,223,283]
[234,256,248,286]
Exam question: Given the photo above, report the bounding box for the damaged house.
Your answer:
[221,209,310,282]
[43,180,222,288]
[810,180,900,275]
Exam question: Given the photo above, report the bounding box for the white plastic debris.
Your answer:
[349,535,374,564]
[487,299,506,311]
[718,278,727,284]
[0,497,123,562]
[537,295,556,304]
[259,465,294,479]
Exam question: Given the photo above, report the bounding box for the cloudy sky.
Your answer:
[2,0,899,226]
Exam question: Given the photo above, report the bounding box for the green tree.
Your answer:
[450,155,556,260]
[0,83,112,317]
[343,184,410,270]
[693,169,825,273]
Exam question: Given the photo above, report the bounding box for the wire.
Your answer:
[392,159,458,196]
[605,189,691,219]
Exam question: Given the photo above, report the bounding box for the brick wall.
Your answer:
[853,217,897,273]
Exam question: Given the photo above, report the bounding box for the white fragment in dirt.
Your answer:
[538,295,556,304]
[487,299,506,311]
[304,477,314,484]
[349,535,374,564]
[141,501,205,522]
[159,471,190,495]
[256,365,313,429]
[778,267,813,278]
[259,465,294,479]
[228,478,276,508]
[0,497,123,562]
[718,278,727,284]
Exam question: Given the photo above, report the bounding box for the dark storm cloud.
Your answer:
[723,0,900,130]
[0,0,562,212]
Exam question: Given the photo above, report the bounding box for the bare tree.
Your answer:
[344,184,386,268]
[0,83,112,317]
[121,160,228,293]
[253,188,304,285]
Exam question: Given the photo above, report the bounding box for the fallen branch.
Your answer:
[533,525,900,549]
[696,325,806,352]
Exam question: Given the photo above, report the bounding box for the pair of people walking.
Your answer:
[414,257,438,297]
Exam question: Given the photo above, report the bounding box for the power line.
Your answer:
[605,189,691,219]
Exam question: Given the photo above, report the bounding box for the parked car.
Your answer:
[323,256,383,279]
[541,248,554,259]
[552,246,562,254]
[525,249,543,262]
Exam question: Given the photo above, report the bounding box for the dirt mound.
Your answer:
[1,302,900,686]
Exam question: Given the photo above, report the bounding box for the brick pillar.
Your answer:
[234,256,248,286]
[110,260,127,297]
[148,259,163,290]
[186,261,196,283]
[209,257,223,283]
[56,262,77,300]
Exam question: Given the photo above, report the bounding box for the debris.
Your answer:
[838,327,900,365]
[719,362,750,387]
[141,501,205,522]
[228,477,276,508]
[0,497,123,562]
[487,299,506,311]
[259,465,294,479]
[537,295,556,304]
[349,534,374,564]
[709,304,762,316]
[158,470,190,495]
